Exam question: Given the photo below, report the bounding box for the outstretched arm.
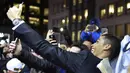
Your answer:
[16,49,56,72]
[6,4,88,72]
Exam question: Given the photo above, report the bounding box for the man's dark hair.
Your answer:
[102,34,121,61]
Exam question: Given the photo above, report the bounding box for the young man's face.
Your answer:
[91,36,110,58]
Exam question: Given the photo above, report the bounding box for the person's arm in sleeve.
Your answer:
[7,4,88,72]
[13,23,87,72]
[15,49,57,72]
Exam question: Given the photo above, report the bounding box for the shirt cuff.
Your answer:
[12,21,25,30]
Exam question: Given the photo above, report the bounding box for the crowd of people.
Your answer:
[0,3,130,73]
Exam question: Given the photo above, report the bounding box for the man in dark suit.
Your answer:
[6,4,120,73]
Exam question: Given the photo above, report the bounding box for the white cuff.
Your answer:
[12,21,25,30]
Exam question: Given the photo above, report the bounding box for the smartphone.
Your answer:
[101,28,108,34]
[85,24,99,32]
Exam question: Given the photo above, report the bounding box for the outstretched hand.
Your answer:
[6,3,23,21]
[45,30,54,41]
[8,39,22,55]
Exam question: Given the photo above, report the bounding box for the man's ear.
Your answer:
[104,44,111,50]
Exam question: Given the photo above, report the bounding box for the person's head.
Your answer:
[6,58,25,73]
[83,40,92,50]
[69,46,81,53]
[91,34,120,61]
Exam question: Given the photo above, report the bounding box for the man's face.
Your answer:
[91,36,107,58]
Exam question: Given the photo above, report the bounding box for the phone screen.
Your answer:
[101,28,108,34]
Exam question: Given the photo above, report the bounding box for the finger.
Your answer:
[8,49,14,52]
[11,6,18,11]
[16,39,21,45]
[9,43,16,49]
[19,3,23,11]
[11,41,16,44]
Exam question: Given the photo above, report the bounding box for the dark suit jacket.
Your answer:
[14,23,101,73]
[17,49,57,73]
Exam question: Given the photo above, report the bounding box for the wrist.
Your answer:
[14,47,22,56]
[12,18,23,26]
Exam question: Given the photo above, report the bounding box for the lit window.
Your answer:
[29,17,40,26]
[109,4,115,14]
[100,9,106,18]
[43,19,48,24]
[78,0,82,4]
[29,5,40,15]
[44,8,49,16]
[62,19,65,24]
[116,24,124,38]
[72,32,75,41]
[84,9,88,19]
[127,2,130,9]
[73,0,76,6]
[63,0,66,8]
[36,0,40,4]
[117,6,123,16]
[63,4,66,8]
[78,15,82,22]
[73,14,76,20]
[78,30,81,41]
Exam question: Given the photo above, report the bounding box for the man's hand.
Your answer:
[85,24,99,32]
[45,30,54,41]
[9,39,22,55]
[6,3,23,21]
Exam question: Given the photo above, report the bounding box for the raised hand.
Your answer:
[6,3,23,21]
[8,39,22,55]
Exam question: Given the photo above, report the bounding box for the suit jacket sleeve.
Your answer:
[14,23,88,72]
[16,49,57,72]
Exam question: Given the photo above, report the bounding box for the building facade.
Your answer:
[48,0,69,29]
[49,0,95,42]
[48,0,69,43]
[95,0,130,38]
[0,0,49,37]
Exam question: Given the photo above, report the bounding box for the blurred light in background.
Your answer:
[117,6,123,16]
[44,8,49,16]
[43,19,48,24]
[84,9,88,19]
[109,4,115,14]
[73,0,76,6]
[127,2,130,9]
[62,19,65,24]
[66,17,69,25]
[73,14,76,20]
[60,27,64,32]
[29,5,40,15]
[29,17,39,26]
[78,0,82,4]
[78,15,82,22]
[101,9,106,18]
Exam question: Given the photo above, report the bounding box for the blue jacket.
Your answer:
[80,30,101,43]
